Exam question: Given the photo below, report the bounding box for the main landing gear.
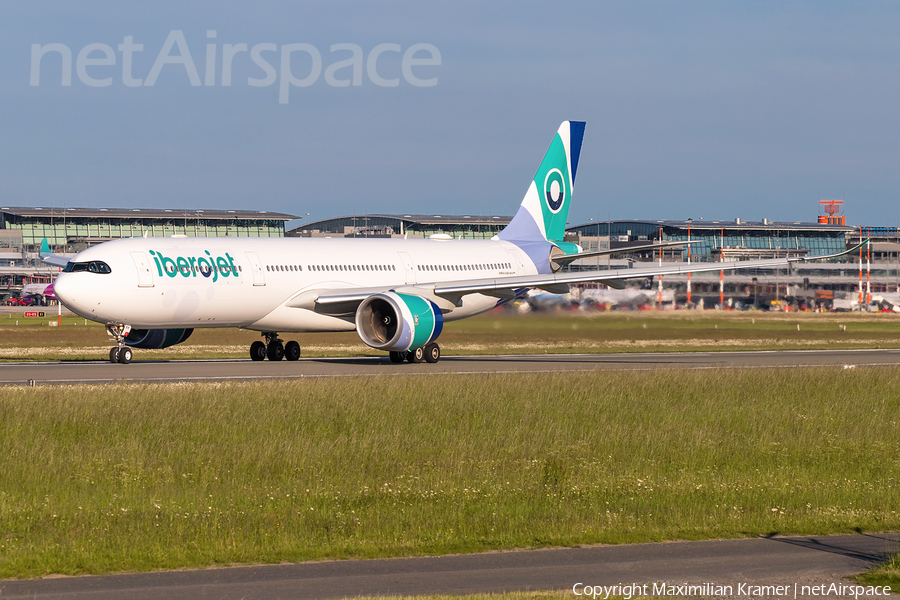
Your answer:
[389,342,441,364]
[250,332,301,362]
[106,323,133,364]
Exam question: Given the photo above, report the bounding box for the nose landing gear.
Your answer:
[106,323,133,364]
[249,332,301,362]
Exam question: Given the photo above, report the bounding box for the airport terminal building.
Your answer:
[3,204,898,309]
[0,206,297,263]
[289,213,882,264]
[286,214,511,239]
[567,218,852,262]
[566,218,900,307]
[290,212,900,307]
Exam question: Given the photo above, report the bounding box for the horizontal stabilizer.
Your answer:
[554,240,699,266]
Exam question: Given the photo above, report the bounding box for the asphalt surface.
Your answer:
[1,534,898,600]
[2,349,900,386]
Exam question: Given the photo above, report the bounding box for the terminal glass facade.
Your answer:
[568,220,850,262]
[1,209,290,254]
[291,214,510,240]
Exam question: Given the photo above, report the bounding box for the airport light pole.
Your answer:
[858,227,864,308]
[866,231,871,307]
[719,227,724,308]
[658,226,663,306]
[686,222,692,307]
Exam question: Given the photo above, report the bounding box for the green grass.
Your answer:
[1,368,899,578]
[1,309,900,361]
[855,554,900,589]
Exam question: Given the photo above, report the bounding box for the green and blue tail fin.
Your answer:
[498,121,585,246]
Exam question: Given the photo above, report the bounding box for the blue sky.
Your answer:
[2,1,898,228]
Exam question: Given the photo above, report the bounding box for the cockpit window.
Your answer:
[63,260,112,274]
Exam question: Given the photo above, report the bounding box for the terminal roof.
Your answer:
[0,207,298,220]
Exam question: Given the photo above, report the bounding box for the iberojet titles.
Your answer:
[149,249,238,283]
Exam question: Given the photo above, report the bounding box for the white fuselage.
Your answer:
[53,237,538,332]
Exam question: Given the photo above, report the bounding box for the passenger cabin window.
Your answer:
[304,264,398,273]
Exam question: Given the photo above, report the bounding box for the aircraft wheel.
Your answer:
[424,343,440,363]
[285,341,301,361]
[267,341,284,361]
[250,341,266,361]
[117,347,133,364]
[407,347,425,364]
[389,351,406,364]
[109,347,118,363]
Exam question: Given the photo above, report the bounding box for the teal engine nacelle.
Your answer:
[355,292,443,352]
[125,328,194,349]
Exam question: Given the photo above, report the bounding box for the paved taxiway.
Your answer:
[2,534,898,600]
[1,349,900,386]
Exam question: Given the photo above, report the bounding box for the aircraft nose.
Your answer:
[52,273,79,311]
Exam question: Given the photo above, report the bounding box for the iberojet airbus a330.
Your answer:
[46,122,862,364]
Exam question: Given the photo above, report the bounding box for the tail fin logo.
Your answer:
[497,121,585,247]
[544,168,566,213]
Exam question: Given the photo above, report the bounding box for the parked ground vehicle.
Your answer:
[5,296,34,306]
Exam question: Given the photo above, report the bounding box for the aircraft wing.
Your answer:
[435,240,868,302]
[39,239,70,267]
[294,240,868,315]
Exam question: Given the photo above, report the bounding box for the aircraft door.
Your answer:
[245,252,266,286]
[397,252,417,284]
[130,251,154,287]
[507,247,530,275]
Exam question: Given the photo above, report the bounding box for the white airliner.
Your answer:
[46,121,863,364]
